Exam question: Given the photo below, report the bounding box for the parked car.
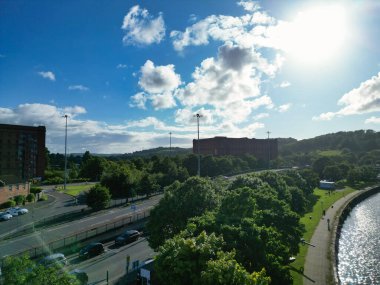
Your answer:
[6,207,29,216]
[0,212,12,221]
[5,208,19,217]
[115,230,140,246]
[17,207,29,215]
[39,253,68,267]
[79,242,105,259]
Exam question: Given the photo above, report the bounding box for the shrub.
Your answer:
[38,194,48,201]
[1,200,16,209]
[30,186,42,194]
[14,195,26,205]
[26,193,35,203]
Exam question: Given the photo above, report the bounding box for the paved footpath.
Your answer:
[303,190,360,285]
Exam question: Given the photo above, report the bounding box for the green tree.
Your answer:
[155,231,269,285]
[79,156,105,181]
[86,184,111,210]
[2,255,79,285]
[322,165,343,181]
[147,177,220,249]
[100,163,136,199]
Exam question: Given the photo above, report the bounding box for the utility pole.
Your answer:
[63,115,68,191]
[169,132,172,155]
[267,131,271,169]
[194,113,203,176]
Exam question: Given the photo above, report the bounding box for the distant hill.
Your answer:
[114,147,192,159]
[278,130,379,155]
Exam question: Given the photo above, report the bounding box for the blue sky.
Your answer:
[0,0,379,154]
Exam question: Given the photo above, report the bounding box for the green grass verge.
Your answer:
[291,187,356,285]
[59,184,94,196]
[317,150,342,156]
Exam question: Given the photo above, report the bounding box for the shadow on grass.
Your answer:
[289,265,316,283]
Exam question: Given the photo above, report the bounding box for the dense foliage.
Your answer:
[148,171,316,284]
[1,255,80,285]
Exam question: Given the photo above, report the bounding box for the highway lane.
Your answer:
[66,237,154,284]
[0,194,162,258]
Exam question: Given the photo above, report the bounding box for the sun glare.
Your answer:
[283,5,348,64]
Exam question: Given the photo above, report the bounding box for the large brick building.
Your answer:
[193,136,278,160]
[0,124,46,184]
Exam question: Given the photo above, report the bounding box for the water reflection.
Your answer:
[338,192,380,284]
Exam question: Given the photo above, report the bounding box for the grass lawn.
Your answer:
[58,184,94,196]
[291,187,356,285]
[317,150,342,157]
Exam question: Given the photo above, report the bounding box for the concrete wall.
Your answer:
[0,182,30,205]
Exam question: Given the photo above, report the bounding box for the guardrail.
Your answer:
[6,207,152,261]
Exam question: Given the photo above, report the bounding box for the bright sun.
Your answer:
[282,5,348,64]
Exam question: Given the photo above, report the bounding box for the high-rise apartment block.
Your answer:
[0,124,46,184]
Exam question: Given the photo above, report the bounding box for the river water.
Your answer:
[337,192,380,284]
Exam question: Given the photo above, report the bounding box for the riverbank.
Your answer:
[332,185,380,284]
[302,184,379,285]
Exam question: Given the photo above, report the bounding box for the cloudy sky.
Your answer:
[0,0,379,154]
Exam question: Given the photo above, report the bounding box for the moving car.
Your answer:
[40,253,68,267]
[0,212,12,221]
[79,242,105,258]
[5,207,28,216]
[115,230,140,246]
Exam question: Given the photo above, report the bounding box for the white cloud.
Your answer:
[253,112,269,120]
[237,1,260,12]
[175,43,278,119]
[116,64,128,69]
[314,72,380,120]
[132,60,181,110]
[122,5,165,46]
[278,103,291,112]
[38,71,56,81]
[365,116,380,124]
[139,60,181,93]
[279,81,291,88]
[130,92,147,109]
[68,85,89,91]
[170,7,276,51]
[0,103,194,153]
[150,92,177,110]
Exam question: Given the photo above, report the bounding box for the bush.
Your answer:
[335,179,346,189]
[14,195,26,205]
[38,194,48,201]
[26,193,35,203]
[1,200,16,209]
[30,186,42,194]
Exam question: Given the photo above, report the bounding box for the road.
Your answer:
[0,187,87,238]
[0,194,162,258]
[66,237,154,285]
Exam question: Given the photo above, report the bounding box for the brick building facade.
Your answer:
[193,136,278,160]
[0,182,30,205]
[0,124,46,184]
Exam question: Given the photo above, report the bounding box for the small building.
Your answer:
[319,180,335,190]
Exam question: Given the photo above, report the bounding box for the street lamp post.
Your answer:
[169,132,172,155]
[63,114,68,191]
[194,114,203,176]
[267,131,271,169]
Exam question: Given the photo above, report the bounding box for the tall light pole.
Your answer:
[63,115,68,191]
[169,132,172,155]
[267,131,271,169]
[194,113,203,176]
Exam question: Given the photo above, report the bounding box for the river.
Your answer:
[337,192,380,284]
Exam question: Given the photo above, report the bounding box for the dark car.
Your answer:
[79,242,105,258]
[115,230,140,246]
